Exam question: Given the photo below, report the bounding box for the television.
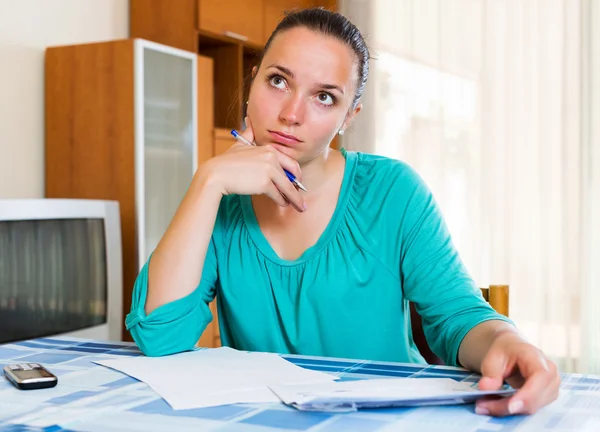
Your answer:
[0,198,123,343]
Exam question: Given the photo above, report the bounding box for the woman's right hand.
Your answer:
[199,117,306,212]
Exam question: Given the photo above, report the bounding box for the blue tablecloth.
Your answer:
[0,336,597,431]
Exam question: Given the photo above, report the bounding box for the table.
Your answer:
[0,337,598,431]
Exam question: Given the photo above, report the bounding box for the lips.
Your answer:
[268,130,302,146]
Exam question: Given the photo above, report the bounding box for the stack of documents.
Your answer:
[94,347,338,410]
[269,378,516,412]
[95,347,515,412]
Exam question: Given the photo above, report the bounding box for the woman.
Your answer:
[126,8,560,417]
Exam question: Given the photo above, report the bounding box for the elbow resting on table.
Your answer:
[128,315,210,357]
[126,262,216,357]
[125,295,213,357]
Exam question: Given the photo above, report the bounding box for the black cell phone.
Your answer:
[3,363,58,390]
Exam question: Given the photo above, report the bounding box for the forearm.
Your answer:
[145,167,223,315]
[458,320,521,372]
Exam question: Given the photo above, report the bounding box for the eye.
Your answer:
[317,92,335,106]
[269,74,287,90]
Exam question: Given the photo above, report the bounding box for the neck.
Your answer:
[297,146,341,195]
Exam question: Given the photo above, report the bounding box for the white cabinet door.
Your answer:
[135,40,197,267]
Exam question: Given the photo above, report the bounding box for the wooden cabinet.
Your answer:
[263,0,315,42]
[198,55,215,165]
[130,0,198,52]
[45,39,215,342]
[214,128,236,156]
[199,0,265,47]
[199,43,244,130]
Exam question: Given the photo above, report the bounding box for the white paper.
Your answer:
[94,347,338,410]
[269,378,516,412]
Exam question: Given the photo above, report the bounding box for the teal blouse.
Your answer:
[126,149,512,366]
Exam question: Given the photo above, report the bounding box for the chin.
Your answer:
[268,142,301,159]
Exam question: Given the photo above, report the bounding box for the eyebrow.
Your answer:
[318,83,344,95]
[266,63,345,95]
[267,64,295,78]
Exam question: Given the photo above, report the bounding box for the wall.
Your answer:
[0,0,128,198]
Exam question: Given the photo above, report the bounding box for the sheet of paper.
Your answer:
[94,347,338,410]
[269,377,516,412]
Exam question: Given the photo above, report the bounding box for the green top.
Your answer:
[126,149,512,366]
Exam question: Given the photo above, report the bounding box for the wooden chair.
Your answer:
[411,285,510,365]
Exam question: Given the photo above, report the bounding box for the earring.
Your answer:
[338,129,345,136]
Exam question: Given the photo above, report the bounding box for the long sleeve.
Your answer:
[125,236,219,357]
[398,168,514,366]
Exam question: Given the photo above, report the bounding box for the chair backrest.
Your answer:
[411,284,510,365]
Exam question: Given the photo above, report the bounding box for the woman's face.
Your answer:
[247,26,361,163]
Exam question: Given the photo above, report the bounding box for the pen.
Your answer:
[230,129,308,192]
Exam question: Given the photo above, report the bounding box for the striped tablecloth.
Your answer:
[0,336,597,431]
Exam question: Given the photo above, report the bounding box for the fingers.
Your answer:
[476,353,560,417]
[268,166,305,211]
[258,145,305,211]
[263,145,302,182]
[252,150,304,211]
[504,371,526,390]
[507,357,558,415]
[263,180,289,208]
[478,376,505,392]
[476,370,545,416]
[479,348,510,390]
[475,350,513,416]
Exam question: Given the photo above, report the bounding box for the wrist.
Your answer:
[194,161,225,198]
[491,324,522,344]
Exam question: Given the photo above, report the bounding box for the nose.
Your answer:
[279,95,305,126]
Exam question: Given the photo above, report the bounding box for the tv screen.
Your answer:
[0,218,107,344]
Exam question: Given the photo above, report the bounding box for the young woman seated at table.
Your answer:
[125,7,560,418]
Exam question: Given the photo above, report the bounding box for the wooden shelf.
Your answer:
[214,127,233,139]
[198,0,265,47]
[200,44,244,130]
[198,29,263,52]
[214,127,236,156]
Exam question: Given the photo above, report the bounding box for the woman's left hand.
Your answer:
[476,331,561,416]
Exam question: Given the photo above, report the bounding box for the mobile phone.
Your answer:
[3,363,58,390]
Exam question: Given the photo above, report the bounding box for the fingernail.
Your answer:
[302,201,307,210]
[508,399,524,414]
[475,406,490,416]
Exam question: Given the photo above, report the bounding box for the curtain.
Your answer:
[581,0,600,374]
[340,0,596,373]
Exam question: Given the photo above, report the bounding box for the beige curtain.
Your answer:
[341,0,597,373]
[582,0,600,374]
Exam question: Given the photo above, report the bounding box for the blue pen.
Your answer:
[230,129,308,192]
